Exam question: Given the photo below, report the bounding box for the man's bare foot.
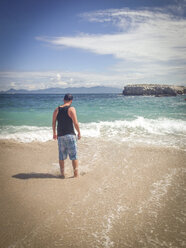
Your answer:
[58,174,65,179]
[73,169,79,178]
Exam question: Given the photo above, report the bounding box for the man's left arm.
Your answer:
[68,107,81,140]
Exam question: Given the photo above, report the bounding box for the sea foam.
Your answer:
[83,117,184,135]
[0,125,52,143]
[0,117,185,148]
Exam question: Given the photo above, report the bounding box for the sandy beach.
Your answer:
[0,139,185,248]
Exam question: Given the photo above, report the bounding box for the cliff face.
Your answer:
[123,84,186,96]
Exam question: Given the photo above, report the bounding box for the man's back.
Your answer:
[57,106,75,137]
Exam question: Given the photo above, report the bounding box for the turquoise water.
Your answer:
[0,94,185,126]
[0,94,186,147]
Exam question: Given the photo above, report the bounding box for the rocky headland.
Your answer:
[123,84,186,96]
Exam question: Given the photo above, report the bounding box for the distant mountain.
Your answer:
[0,86,122,94]
[1,88,30,94]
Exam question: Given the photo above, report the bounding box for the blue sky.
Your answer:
[0,0,186,90]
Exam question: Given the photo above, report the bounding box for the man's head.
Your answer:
[64,93,73,103]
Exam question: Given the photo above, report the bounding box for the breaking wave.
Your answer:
[0,117,185,149]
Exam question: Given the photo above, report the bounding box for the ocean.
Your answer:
[0,93,186,247]
[0,93,186,149]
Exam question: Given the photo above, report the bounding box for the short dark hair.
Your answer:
[64,93,73,101]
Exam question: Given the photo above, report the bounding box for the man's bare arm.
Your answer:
[52,107,58,140]
[68,107,81,139]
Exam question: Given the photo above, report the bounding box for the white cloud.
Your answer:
[37,5,186,86]
[56,73,61,81]
[0,68,185,92]
[10,82,16,87]
[1,4,186,90]
[41,9,186,63]
[0,71,123,90]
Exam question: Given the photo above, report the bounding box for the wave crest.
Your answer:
[81,117,186,137]
[0,117,185,149]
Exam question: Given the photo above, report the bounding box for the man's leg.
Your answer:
[59,160,65,178]
[72,160,79,177]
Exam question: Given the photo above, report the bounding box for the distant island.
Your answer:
[0,86,121,94]
[123,84,186,96]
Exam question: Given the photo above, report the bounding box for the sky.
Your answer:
[0,0,186,91]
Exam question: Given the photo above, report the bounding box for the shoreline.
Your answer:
[0,136,185,151]
[0,139,185,247]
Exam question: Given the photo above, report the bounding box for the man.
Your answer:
[52,94,81,178]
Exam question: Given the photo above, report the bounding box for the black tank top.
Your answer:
[57,106,75,137]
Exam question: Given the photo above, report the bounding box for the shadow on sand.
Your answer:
[12,173,64,180]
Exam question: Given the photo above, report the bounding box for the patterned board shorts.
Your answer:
[58,134,77,161]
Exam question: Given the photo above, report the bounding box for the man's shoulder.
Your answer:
[54,107,59,113]
[68,106,76,112]
[68,106,76,117]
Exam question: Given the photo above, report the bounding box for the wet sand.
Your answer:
[0,139,185,248]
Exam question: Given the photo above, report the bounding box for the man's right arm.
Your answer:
[52,107,58,140]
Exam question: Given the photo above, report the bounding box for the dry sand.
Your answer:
[0,140,185,248]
